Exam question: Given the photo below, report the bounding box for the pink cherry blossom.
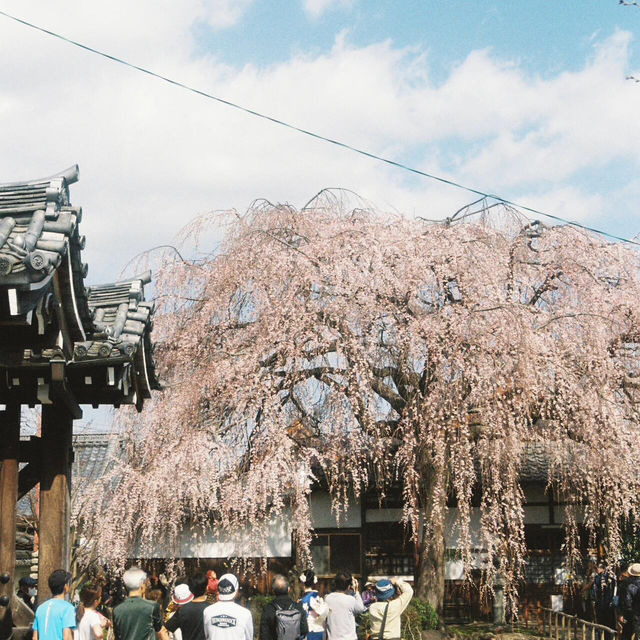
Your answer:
[77,196,640,610]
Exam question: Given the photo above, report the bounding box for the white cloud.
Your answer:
[0,4,638,287]
[202,0,256,29]
[304,0,354,20]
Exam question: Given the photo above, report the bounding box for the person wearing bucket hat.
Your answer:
[368,578,413,640]
[361,583,376,609]
[172,584,194,607]
[165,584,194,640]
[374,581,395,602]
[617,566,634,640]
[624,564,640,640]
[166,574,210,640]
[203,574,253,640]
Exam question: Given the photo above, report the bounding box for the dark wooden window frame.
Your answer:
[311,528,362,578]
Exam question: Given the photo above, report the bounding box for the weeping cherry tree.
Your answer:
[79,194,640,613]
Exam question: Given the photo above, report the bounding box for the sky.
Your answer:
[0,0,639,427]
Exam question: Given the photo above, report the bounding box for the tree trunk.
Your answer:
[413,468,447,620]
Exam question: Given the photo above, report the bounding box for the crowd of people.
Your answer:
[28,560,640,640]
[28,567,414,640]
[580,562,640,640]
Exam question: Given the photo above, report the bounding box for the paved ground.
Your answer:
[444,622,543,640]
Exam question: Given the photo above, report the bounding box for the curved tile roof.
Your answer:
[0,166,158,409]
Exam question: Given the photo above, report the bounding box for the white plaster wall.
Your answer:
[310,491,361,528]
[140,517,292,559]
[444,508,484,548]
[365,508,404,523]
[445,553,490,580]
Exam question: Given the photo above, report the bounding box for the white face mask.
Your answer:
[28,588,36,597]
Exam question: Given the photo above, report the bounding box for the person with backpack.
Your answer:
[298,570,327,640]
[259,575,308,640]
[368,578,413,640]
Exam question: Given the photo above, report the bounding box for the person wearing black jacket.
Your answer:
[617,568,633,640]
[16,577,37,612]
[260,575,308,640]
[623,564,640,640]
[592,565,617,631]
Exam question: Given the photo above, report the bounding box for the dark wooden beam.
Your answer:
[18,464,40,501]
[49,360,82,420]
[0,404,20,640]
[19,436,41,465]
[37,405,73,603]
[0,364,137,408]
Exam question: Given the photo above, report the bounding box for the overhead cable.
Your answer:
[0,8,637,247]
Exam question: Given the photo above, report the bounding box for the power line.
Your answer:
[0,8,638,248]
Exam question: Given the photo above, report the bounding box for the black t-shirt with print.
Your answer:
[166,600,209,640]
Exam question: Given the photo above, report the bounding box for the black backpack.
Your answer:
[274,603,302,640]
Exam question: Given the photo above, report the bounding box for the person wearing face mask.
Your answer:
[17,577,37,611]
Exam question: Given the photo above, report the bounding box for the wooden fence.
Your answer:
[522,604,618,640]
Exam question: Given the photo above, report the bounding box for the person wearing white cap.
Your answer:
[203,574,253,640]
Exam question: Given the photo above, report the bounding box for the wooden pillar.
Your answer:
[359,492,367,583]
[0,404,20,640]
[37,405,73,603]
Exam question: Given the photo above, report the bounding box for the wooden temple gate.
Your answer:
[0,166,158,639]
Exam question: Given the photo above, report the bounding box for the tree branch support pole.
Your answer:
[0,404,20,640]
[37,405,73,603]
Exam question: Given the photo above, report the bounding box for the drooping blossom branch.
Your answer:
[77,197,640,608]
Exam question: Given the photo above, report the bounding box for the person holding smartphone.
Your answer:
[324,574,366,640]
[368,578,413,640]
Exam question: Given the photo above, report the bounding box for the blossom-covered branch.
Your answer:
[78,200,640,611]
